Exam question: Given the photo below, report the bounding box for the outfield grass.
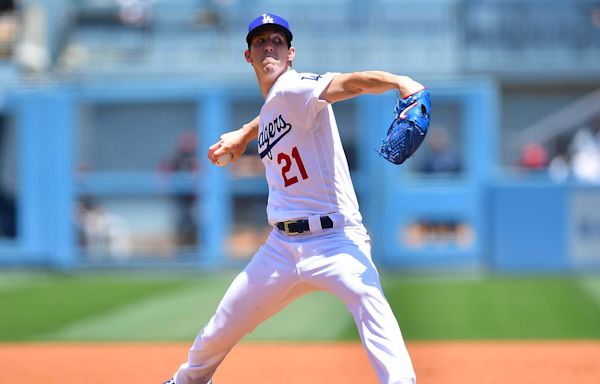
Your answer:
[382,274,600,340]
[0,271,599,341]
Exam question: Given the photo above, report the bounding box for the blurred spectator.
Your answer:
[0,188,15,238]
[117,0,153,28]
[158,130,199,248]
[547,136,570,182]
[14,1,49,73]
[420,126,461,174]
[76,197,132,259]
[195,0,224,29]
[548,153,570,182]
[160,130,198,173]
[569,127,600,184]
[116,0,153,57]
[0,0,18,59]
[0,120,16,239]
[591,5,600,30]
[519,142,548,171]
[0,0,15,13]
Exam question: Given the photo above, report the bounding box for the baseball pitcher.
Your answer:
[164,12,430,384]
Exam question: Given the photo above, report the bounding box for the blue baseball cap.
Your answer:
[246,13,293,46]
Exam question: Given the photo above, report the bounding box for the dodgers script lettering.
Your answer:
[258,114,292,159]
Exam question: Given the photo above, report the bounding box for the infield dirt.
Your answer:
[0,341,598,383]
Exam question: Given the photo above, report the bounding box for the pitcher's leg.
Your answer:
[350,281,415,384]
[173,242,300,384]
[301,232,416,384]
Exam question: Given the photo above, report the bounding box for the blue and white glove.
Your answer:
[379,88,431,165]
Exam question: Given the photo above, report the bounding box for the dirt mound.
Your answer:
[0,341,598,383]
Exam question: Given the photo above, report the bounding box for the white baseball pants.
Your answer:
[172,224,416,384]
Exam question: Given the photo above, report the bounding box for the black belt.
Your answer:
[276,216,334,235]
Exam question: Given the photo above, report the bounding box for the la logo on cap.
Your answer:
[261,14,274,24]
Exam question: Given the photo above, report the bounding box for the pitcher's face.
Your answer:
[245,29,295,80]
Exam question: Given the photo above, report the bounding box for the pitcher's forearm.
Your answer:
[322,71,424,103]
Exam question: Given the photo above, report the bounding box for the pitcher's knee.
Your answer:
[343,283,385,308]
[192,326,235,355]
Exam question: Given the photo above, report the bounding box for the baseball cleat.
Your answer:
[162,379,175,384]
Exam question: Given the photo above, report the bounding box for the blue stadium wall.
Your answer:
[0,78,599,272]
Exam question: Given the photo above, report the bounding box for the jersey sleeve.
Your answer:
[282,72,339,129]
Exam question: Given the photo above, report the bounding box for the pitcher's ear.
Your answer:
[288,47,295,62]
[244,49,252,63]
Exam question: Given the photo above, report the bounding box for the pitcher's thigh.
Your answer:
[202,259,298,345]
[306,241,383,305]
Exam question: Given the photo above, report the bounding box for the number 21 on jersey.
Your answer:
[277,146,309,187]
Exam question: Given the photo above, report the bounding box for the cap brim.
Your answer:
[246,24,293,45]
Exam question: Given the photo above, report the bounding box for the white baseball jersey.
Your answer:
[257,70,361,225]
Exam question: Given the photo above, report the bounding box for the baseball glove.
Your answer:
[379,88,431,165]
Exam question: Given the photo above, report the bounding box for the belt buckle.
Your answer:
[283,220,301,236]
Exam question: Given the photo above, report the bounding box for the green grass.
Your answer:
[381,275,600,340]
[0,271,599,341]
[0,272,211,341]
